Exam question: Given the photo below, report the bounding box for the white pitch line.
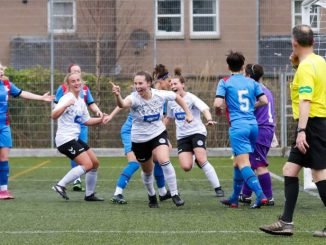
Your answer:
[270,172,320,198]
[11,165,231,169]
[12,178,233,182]
[0,230,313,235]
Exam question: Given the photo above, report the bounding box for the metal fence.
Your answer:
[0,0,322,151]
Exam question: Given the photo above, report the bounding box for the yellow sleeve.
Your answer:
[297,62,315,101]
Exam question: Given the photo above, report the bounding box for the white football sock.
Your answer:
[201,161,221,188]
[141,171,156,196]
[161,161,178,196]
[85,169,98,196]
[58,165,86,187]
[158,187,167,196]
[114,187,123,196]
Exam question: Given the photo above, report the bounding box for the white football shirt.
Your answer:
[55,92,90,147]
[167,92,209,140]
[129,88,176,143]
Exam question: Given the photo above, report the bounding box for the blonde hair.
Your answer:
[63,72,82,91]
[0,63,7,71]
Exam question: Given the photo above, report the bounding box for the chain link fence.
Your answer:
[1,0,320,151]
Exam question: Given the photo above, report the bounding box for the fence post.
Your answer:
[280,72,287,152]
[49,0,54,148]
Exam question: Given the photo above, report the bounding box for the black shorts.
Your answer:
[57,139,90,160]
[288,117,326,170]
[177,134,206,154]
[132,131,169,163]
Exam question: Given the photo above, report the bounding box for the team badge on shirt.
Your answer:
[175,112,186,120]
[74,115,83,125]
[159,138,166,144]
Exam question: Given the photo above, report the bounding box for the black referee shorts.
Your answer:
[288,117,326,170]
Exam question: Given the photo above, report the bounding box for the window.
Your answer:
[48,0,76,34]
[156,0,184,38]
[190,0,220,39]
[292,0,320,32]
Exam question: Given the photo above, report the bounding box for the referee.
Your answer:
[260,24,326,237]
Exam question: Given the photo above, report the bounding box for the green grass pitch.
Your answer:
[0,156,325,244]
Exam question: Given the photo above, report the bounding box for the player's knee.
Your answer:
[256,166,268,175]
[92,159,100,169]
[181,164,192,172]
[282,163,296,176]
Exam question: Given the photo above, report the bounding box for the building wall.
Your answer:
[116,0,258,76]
[259,0,292,36]
[1,0,259,76]
[0,0,47,65]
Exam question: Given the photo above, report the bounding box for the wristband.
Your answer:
[297,127,306,133]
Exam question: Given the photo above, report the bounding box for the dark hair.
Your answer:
[153,64,169,80]
[135,71,153,83]
[292,25,314,47]
[245,64,264,82]
[226,51,245,72]
[67,63,80,73]
[172,67,186,84]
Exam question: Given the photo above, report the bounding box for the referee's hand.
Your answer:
[295,132,309,154]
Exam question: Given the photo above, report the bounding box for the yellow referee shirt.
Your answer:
[291,53,326,119]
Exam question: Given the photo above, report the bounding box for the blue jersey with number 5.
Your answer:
[216,74,264,126]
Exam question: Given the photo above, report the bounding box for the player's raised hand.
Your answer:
[110,81,121,96]
[289,52,299,69]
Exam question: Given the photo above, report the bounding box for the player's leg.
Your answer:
[53,140,93,200]
[237,155,267,208]
[153,131,184,206]
[72,126,88,191]
[239,151,255,203]
[0,126,14,199]
[259,161,300,236]
[83,146,103,201]
[153,160,171,201]
[177,135,194,172]
[220,164,243,208]
[140,161,158,208]
[220,127,244,207]
[232,125,267,208]
[241,144,274,205]
[112,151,139,204]
[193,134,224,197]
[153,139,173,201]
[112,121,140,204]
[133,140,158,208]
[312,169,326,237]
[256,166,274,204]
[222,126,266,207]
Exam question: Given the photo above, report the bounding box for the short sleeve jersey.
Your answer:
[167,92,209,140]
[129,88,176,143]
[215,74,264,126]
[291,53,326,119]
[255,85,275,128]
[0,80,22,127]
[55,92,90,147]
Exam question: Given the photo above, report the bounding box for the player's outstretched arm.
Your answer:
[20,91,54,102]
